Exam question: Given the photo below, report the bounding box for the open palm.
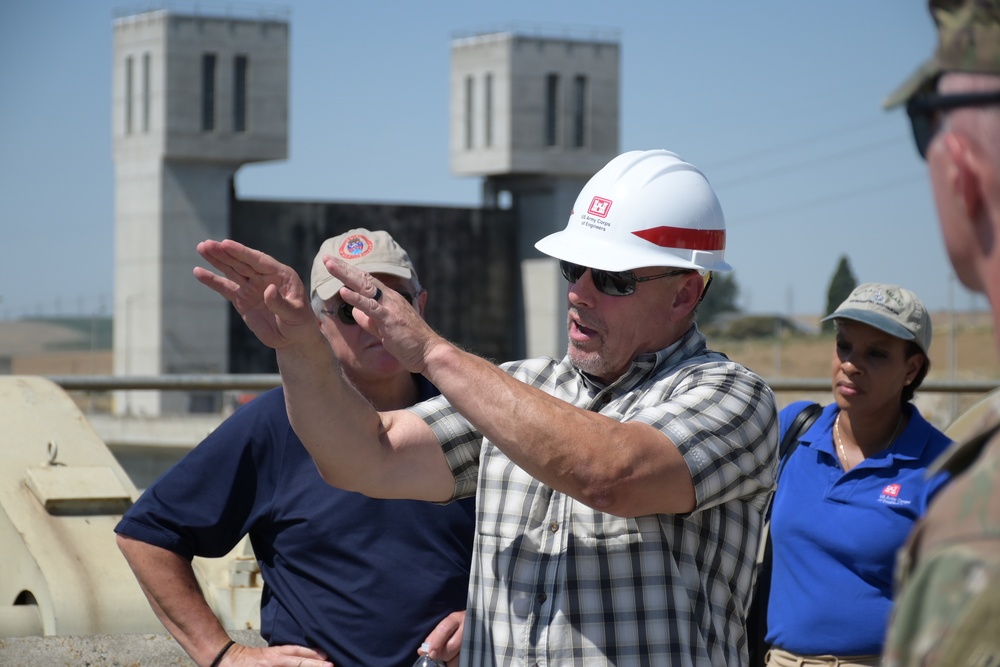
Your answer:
[194,239,316,349]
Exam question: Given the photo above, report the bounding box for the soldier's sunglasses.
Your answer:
[906,90,1000,159]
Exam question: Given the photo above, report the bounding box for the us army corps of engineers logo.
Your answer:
[578,196,613,232]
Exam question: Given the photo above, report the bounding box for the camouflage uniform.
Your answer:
[882,404,1000,666]
[882,1,1000,664]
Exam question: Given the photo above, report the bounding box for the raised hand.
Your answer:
[194,240,319,350]
[324,255,446,374]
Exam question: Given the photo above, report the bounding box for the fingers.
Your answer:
[442,610,466,658]
[197,240,251,286]
[193,265,240,301]
[197,239,284,286]
[194,241,262,304]
[422,610,466,663]
[231,643,334,666]
[323,256,383,302]
[194,239,318,349]
[270,643,333,666]
[324,257,389,331]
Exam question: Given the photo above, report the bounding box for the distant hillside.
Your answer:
[710,310,998,429]
[23,317,113,350]
[0,317,113,377]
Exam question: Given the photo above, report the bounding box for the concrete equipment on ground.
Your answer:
[0,376,262,638]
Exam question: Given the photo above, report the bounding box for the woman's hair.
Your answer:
[903,340,930,405]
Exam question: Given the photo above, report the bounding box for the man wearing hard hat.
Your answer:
[194,149,779,666]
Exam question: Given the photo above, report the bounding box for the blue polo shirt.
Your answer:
[116,383,476,667]
[765,401,951,656]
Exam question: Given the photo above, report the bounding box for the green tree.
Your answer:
[823,255,857,331]
[698,272,740,326]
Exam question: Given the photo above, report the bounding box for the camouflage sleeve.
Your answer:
[883,426,1000,666]
[882,543,1000,666]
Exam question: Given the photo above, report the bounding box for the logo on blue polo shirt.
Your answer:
[878,483,911,506]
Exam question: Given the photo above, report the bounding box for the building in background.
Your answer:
[111,7,290,416]
[450,27,620,357]
[110,8,620,416]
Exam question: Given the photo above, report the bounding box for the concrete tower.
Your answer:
[450,28,620,358]
[112,7,288,416]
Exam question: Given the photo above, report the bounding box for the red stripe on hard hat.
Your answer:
[631,226,725,251]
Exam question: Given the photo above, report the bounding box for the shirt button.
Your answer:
[537,593,547,604]
[549,522,559,533]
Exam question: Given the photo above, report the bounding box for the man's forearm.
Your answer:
[276,330,390,488]
[275,329,455,503]
[116,535,232,666]
[420,342,696,516]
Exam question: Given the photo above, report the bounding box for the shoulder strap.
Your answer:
[776,402,823,481]
[749,403,823,667]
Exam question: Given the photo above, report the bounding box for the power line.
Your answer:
[714,136,903,190]
[702,117,896,173]
[729,171,926,226]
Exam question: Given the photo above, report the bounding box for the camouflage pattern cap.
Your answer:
[884,0,1000,108]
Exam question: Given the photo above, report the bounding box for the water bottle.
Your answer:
[412,642,446,667]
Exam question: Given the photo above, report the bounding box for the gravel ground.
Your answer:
[0,630,265,666]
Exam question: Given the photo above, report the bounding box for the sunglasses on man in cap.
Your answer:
[322,290,414,326]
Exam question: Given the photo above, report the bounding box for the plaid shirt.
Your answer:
[412,326,778,666]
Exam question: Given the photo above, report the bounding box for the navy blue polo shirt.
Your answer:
[116,383,476,667]
[765,401,950,655]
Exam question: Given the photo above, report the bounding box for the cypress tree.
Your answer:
[823,255,857,331]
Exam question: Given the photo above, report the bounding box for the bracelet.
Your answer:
[209,639,236,667]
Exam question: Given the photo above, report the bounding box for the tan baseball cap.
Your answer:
[822,283,932,354]
[310,228,416,300]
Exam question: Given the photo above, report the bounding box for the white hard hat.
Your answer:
[535,149,732,273]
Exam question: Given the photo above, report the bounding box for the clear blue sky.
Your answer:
[0,0,986,320]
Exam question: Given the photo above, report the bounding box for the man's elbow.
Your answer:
[314,464,370,495]
[580,475,696,518]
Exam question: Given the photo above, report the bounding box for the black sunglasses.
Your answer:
[559,260,689,297]
[324,290,414,325]
[906,90,1000,159]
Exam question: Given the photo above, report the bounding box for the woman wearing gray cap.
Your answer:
[760,283,952,667]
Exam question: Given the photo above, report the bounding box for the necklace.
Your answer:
[834,412,904,470]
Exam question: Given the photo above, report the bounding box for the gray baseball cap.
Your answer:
[311,228,416,300]
[822,283,932,354]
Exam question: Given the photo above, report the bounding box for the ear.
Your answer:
[672,272,704,319]
[904,352,925,386]
[415,289,428,318]
[942,132,985,221]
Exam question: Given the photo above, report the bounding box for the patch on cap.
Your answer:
[311,228,416,301]
[339,234,375,260]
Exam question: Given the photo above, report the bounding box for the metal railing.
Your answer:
[45,374,1000,395]
[48,374,282,391]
